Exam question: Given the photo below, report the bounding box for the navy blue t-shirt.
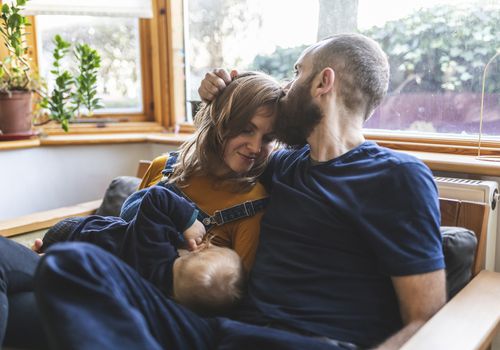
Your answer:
[238,142,444,347]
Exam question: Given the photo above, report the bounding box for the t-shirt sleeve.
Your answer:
[137,186,197,234]
[359,162,445,276]
[259,149,287,192]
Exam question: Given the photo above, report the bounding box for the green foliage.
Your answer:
[0,0,35,92]
[250,45,308,81]
[41,36,103,132]
[188,0,262,73]
[250,3,500,95]
[41,35,73,131]
[362,4,500,93]
[72,43,102,116]
[40,18,138,101]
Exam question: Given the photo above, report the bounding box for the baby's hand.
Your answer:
[183,219,206,251]
[31,238,45,256]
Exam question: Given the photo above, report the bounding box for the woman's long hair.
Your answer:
[169,72,282,192]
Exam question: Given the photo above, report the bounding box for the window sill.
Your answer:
[40,121,165,135]
[0,131,192,150]
[404,151,500,177]
[1,131,498,176]
[0,139,40,151]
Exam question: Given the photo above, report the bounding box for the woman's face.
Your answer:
[222,106,276,174]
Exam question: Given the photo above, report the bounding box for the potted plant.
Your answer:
[0,0,38,137]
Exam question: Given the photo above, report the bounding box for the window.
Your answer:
[36,16,143,114]
[184,0,500,141]
[17,0,162,128]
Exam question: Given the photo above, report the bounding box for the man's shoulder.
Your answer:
[364,142,422,165]
[360,143,431,175]
[270,146,309,165]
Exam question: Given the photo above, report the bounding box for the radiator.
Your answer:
[434,177,499,271]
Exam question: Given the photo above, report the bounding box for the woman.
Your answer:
[0,71,282,348]
[127,74,280,271]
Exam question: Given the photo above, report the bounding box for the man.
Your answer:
[35,33,445,349]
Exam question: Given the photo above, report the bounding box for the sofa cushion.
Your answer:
[95,176,141,217]
[442,226,477,298]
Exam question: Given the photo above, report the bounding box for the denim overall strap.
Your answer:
[161,151,180,178]
[202,198,270,227]
[157,151,214,230]
[165,184,269,232]
[165,183,215,231]
[159,151,269,231]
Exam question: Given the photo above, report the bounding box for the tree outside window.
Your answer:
[185,0,500,138]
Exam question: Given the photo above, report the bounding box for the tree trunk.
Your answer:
[317,0,359,40]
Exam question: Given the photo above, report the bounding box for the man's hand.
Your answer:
[183,219,206,251]
[198,68,238,102]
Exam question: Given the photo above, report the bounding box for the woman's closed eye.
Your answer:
[241,128,254,135]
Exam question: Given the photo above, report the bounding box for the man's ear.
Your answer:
[312,68,335,97]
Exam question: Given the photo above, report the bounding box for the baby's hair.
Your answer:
[173,246,245,316]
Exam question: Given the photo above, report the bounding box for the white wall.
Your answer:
[0,143,177,221]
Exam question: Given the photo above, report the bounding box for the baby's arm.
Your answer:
[123,186,202,294]
[133,186,204,248]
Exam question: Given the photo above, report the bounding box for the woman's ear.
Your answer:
[312,68,335,97]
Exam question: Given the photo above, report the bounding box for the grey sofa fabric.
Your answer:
[442,226,477,298]
[95,176,141,217]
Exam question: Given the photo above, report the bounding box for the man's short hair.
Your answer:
[313,33,390,120]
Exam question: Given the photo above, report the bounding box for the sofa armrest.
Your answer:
[401,270,500,350]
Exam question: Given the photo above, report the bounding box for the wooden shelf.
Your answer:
[0,199,102,238]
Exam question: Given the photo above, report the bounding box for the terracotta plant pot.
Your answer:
[0,90,33,134]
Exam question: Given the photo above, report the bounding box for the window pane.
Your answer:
[360,1,500,138]
[184,0,318,121]
[184,0,500,138]
[36,15,143,114]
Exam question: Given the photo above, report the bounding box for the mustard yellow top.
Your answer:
[139,154,268,272]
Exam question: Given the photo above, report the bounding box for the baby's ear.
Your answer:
[230,70,239,80]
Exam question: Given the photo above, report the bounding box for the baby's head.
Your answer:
[172,246,245,315]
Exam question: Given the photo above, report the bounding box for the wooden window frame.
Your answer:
[19,0,498,155]
[174,1,500,156]
[20,0,183,135]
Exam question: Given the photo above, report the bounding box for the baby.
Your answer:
[39,186,244,316]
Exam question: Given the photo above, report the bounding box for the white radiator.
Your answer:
[434,177,499,271]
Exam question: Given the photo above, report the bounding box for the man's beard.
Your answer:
[276,82,323,148]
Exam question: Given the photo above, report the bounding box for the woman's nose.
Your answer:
[247,138,261,154]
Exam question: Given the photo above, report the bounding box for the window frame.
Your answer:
[20,0,500,157]
[175,0,500,157]
[22,0,181,134]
